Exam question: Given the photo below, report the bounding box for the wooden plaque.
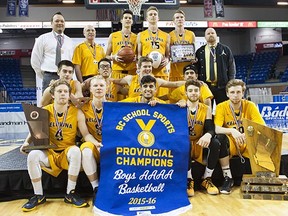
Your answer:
[243,118,283,176]
[21,103,56,151]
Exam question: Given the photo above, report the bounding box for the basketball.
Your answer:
[117,46,135,63]
[148,51,163,69]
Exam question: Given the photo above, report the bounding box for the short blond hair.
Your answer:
[226,79,246,93]
[146,6,158,14]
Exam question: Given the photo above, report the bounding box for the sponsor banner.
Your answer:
[19,0,29,17]
[258,103,288,133]
[208,21,257,28]
[215,0,224,18]
[94,102,192,215]
[204,0,213,17]
[6,0,16,16]
[258,21,288,28]
[0,104,29,143]
[143,21,207,28]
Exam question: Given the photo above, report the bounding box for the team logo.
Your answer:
[137,131,155,147]
[136,119,156,147]
[30,111,39,120]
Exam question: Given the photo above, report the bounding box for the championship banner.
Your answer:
[94,102,192,216]
[215,0,224,18]
[19,0,29,17]
[258,103,288,133]
[6,0,16,16]
[203,0,213,18]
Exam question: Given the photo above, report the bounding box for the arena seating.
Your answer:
[247,51,280,84]
[280,66,288,82]
[0,58,36,103]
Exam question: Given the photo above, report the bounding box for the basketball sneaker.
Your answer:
[22,195,46,212]
[64,190,89,208]
[201,178,219,195]
[220,176,234,194]
[187,178,195,197]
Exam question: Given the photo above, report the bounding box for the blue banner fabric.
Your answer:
[94,102,192,215]
[19,0,29,17]
[258,103,288,133]
[6,0,16,16]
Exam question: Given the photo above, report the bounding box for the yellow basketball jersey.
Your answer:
[81,100,103,142]
[214,99,265,157]
[169,84,213,104]
[44,104,78,151]
[139,29,169,77]
[188,103,208,164]
[169,30,195,80]
[106,81,118,102]
[111,31,137,71]
[72,42,105,77]
[128,75,160,98]
[69,80,76,95]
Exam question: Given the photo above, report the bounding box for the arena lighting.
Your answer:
[62,0,75,3]
[180,0,187,3]
[277,1,288,5]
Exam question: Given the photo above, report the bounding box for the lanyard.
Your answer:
[121,31,131,47]
[187,105,198,135]
[92,102,103,135]
[85,41,96,59]
[174,29,186,44]
[53,106,68,141]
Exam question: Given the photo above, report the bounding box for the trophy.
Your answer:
[240,118,288,200]
[21,103,56,151]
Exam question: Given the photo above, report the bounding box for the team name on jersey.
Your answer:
[145,37,164,42]
[117,41,135,46]
[227,120,243,126]
[86,117,100,123]
[189,120,204,126]
[49,122,72,128]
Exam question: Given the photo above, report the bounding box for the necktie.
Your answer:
[55,35,62,66]
[210,46,215,82]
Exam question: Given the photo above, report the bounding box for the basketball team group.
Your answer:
[19,6,265,212]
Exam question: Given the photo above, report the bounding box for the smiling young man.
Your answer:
[80,75,107,201]
[137,6,170,97]
[72,25,105,83]
[106,10,137,78]
[40,60,83,107]
[20,79,102,211]
[169,10,196,82]
[121,75,166,106]
[112,56,185,99]
[31,12,75,93]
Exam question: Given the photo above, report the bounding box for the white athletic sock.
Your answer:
[222,165,232,178]
[67,179,76,194]
[91,179,99,189]
[32,181,43,195]
[203,167,214,179]
[187,169,193,179]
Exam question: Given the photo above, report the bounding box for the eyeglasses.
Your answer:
[99,64,110,69]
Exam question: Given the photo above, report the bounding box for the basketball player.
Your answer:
[80,75,107,201]
[106,10,137,78]
[82,58,123,101]
[169,64,213,108]
[178,80,231,196]
[137,6,170,97]
[72,25,106,83]
[121,75,166,105]
[112,56,184,99]
[169,10,196,82]
[40,60,83,107]
[20,80,102,211]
